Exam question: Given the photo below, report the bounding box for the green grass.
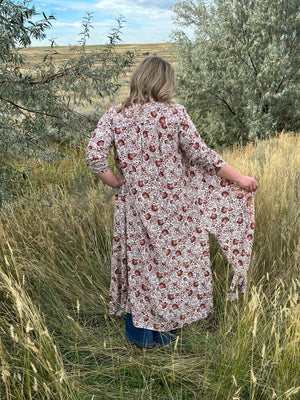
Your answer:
[0,133,299,399]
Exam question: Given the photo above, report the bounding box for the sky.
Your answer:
[30,0,179,46]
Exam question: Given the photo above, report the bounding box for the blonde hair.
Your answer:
[121,56,175,114]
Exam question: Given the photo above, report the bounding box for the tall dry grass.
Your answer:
[0,133,299,399]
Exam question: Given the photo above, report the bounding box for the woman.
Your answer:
[85,57,258,348]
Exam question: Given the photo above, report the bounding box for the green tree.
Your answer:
[173,0,299,147]
[0,0,134,206]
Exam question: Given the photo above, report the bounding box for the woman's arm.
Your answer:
[96,169,124,188]
[85,107,116,177]
[216,164,258,192]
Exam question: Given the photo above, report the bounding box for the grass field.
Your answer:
[0,44,299,399]
[19,42,178,102]
[0,132,299,399]
[19,43,177,65]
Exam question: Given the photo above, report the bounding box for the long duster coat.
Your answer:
[85,102,255,331]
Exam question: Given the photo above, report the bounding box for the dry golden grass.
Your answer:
[0,132,299,399]
[19,43,178,102]
[2,40,298,399]
[19,42,177,66]
[1,40,299,398]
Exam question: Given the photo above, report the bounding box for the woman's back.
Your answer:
[113,102,188,192]
[104,101,225,192]
[85,56,257,336]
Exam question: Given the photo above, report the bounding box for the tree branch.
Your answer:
[275,76,285,94]
[0,94,63,119]
[28,63,79,85]
[240,23,258,76]
[247,50,258,76]
[210,92,246,128]
[275,39,299,94]
[0,94,97,126]
[285,65,300,88]
[27,48,115,85]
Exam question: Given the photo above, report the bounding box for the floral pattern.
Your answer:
[85,102,255,331]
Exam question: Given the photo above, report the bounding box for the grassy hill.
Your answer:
[19,42,178,103]
[0,130,299,399]
[19,42,178,65]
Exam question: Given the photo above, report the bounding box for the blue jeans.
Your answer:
[125,313,176,348]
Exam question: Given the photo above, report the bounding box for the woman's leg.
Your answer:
[125,313,155,348]
[153,330,177,346]
[125,314,176,348]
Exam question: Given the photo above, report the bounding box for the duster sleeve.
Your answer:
[85,108,115,174]
[178,107,226,174]
[178,106,255,301]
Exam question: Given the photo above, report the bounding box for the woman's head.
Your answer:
[122,56,175,111]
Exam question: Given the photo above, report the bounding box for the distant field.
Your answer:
[19,42,178,66]
[20,42,178,102]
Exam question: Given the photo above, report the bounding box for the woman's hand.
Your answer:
[217,164,258,192]
[96,169,124,188]
[235,175,258,192]
[115,174,125,188]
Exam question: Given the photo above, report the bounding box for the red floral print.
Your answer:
[86,102,255,331]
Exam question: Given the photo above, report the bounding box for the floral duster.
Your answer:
[85,102,255,331]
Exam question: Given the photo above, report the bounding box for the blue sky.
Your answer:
[30,0,178,46]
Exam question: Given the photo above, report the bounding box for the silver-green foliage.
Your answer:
[173,0,299,147]
[0,0,134,206]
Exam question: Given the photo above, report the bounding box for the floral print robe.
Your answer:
[85,102,255,331]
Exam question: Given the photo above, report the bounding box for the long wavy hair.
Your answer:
[121,56,175,114]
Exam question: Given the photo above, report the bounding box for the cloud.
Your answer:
[30,0,177,46]
[95,0,173,18]
[35,0,175,13]
[52,7,68,11]
[34,0,94,11]
[52,21,82,28]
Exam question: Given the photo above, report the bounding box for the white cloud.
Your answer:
[30,0,177,46]
[30,17,125,46]
[95,0,172,19]
[53,7,68,11]
[34,0,94,11]
[52,21,82,28]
